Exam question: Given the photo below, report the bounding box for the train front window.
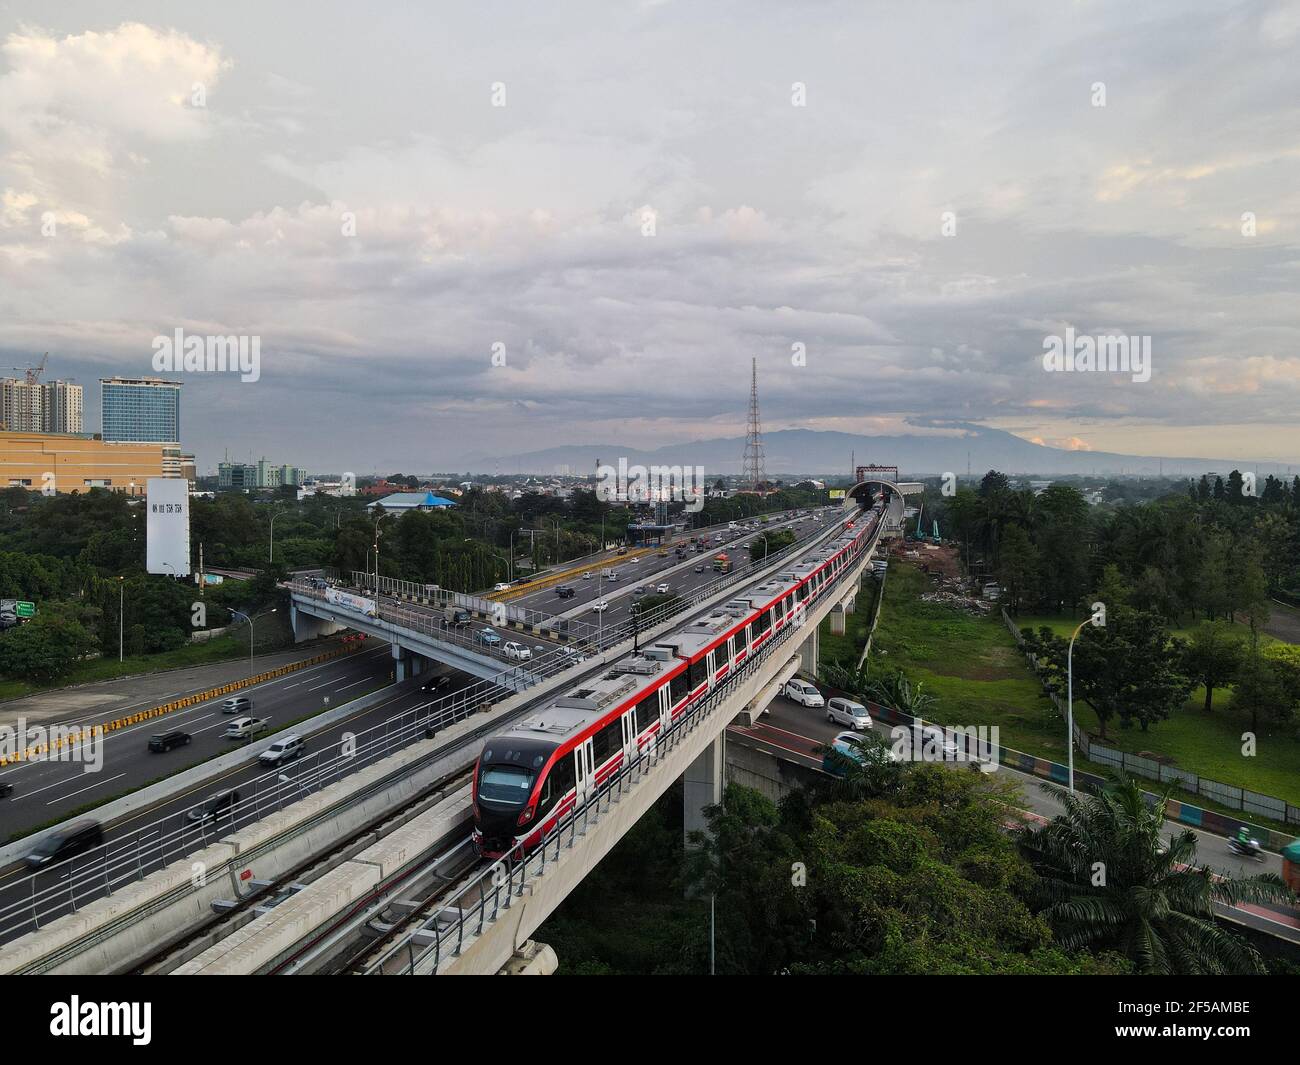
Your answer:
[478,765,535,807]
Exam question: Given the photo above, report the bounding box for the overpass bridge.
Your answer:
[360,505,885,974]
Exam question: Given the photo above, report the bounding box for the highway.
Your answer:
[0,658,494,944]
[0,639,398,842]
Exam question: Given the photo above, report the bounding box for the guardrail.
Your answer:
[0,641,364,767]
[367,517,881,974]
[0,642,591,943]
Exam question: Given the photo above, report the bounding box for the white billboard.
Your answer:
[146,477,191,576]
[325,587,377,618]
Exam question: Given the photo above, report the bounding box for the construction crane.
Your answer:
[11,352,47,386]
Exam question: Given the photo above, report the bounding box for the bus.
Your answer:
[712,553,732,574]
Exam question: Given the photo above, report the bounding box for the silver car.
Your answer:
[826,697,872,731]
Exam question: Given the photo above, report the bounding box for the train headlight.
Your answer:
[516,803,536,827]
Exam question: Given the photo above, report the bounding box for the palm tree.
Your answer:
[1018,775,1290,974]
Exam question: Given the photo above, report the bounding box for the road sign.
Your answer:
[15,602,34,618]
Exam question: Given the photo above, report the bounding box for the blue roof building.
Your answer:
[366,491,457,513]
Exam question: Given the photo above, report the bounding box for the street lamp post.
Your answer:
[1066,606,1104,792]
[230,608,277,678]
[117,577,125,663]
[372,512,392,596]
[269,509,285,563]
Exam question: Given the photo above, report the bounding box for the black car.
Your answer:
[421,674,452,693]
[148,730,192,753]
[187,789,241,823]
[555,585,576,599]
[0,781,13,798]
[26,820,102,868]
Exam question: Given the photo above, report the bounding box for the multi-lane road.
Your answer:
[0,640,399,843]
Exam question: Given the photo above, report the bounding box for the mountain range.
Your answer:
[472,426,1292,479]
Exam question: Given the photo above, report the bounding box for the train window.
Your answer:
[796,583,809,602]
[548,754,574,795]
[755,610,771,636]
[478,765,534,808]
[635,692,658,732]
[686,657,707,691]
[592,720,622,765]
[669,668,690,704]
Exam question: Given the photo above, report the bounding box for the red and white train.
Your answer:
[471,504,881,858]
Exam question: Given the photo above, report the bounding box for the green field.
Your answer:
[870,564,1300,810]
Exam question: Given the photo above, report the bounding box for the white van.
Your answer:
[826,696,872,731]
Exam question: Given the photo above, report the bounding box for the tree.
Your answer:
[682,774,1125,975]
[995,523,1037,615]
[1018,776,1289,974]
[1182,621,1244,713]
[1230,653,1297,737]
[0,613,97,682]
[1021,607,1192,737]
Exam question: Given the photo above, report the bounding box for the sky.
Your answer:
[0,0,1297,474]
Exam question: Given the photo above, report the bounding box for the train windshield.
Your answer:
[478,765,535,807]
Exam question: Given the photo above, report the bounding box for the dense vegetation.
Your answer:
[0,481,827,685]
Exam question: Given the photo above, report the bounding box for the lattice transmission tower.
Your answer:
[742,357,766,492]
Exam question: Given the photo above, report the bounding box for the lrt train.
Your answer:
[471,504,881,859]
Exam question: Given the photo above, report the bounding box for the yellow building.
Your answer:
[0,431,169,495]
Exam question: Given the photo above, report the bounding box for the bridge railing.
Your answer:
[0,640,596,947]
[367,519,881,974]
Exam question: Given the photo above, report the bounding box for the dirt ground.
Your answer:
[889,538,963,579]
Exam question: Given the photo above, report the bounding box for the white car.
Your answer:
[826,696,872,731]
[492,582,510,592]
[592,599,610,612]
[656,582,671,594]
[606,571,620,581]
[627,556,639,563]
[784,678,824,708]
[503,641,532,661]
[582,572,593,580]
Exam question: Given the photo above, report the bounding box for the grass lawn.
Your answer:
[872,563,1300,811]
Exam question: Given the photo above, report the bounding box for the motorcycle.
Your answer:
[1228,837,1265,862]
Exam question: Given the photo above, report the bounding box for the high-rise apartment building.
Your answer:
[0,378,83,433]
[100,377,181,444]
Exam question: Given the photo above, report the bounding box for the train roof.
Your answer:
[489,512,875,747]
[497,646,680,744]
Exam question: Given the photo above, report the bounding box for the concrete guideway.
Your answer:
[378,515,882,974]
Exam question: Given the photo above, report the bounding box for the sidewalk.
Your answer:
[0,642,342,730]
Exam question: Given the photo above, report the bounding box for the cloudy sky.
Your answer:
[1,0,1298,474]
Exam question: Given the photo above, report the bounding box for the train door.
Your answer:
[574,739,594,808]
[706,649,718,690]
[621,710,637,757]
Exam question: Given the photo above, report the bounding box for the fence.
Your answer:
[1001,608,1300,828]
[863,700,1295,852]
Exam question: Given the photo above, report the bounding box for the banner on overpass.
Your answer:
[325,587,377,618]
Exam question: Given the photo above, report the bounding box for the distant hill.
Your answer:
[473,426,1281,478]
